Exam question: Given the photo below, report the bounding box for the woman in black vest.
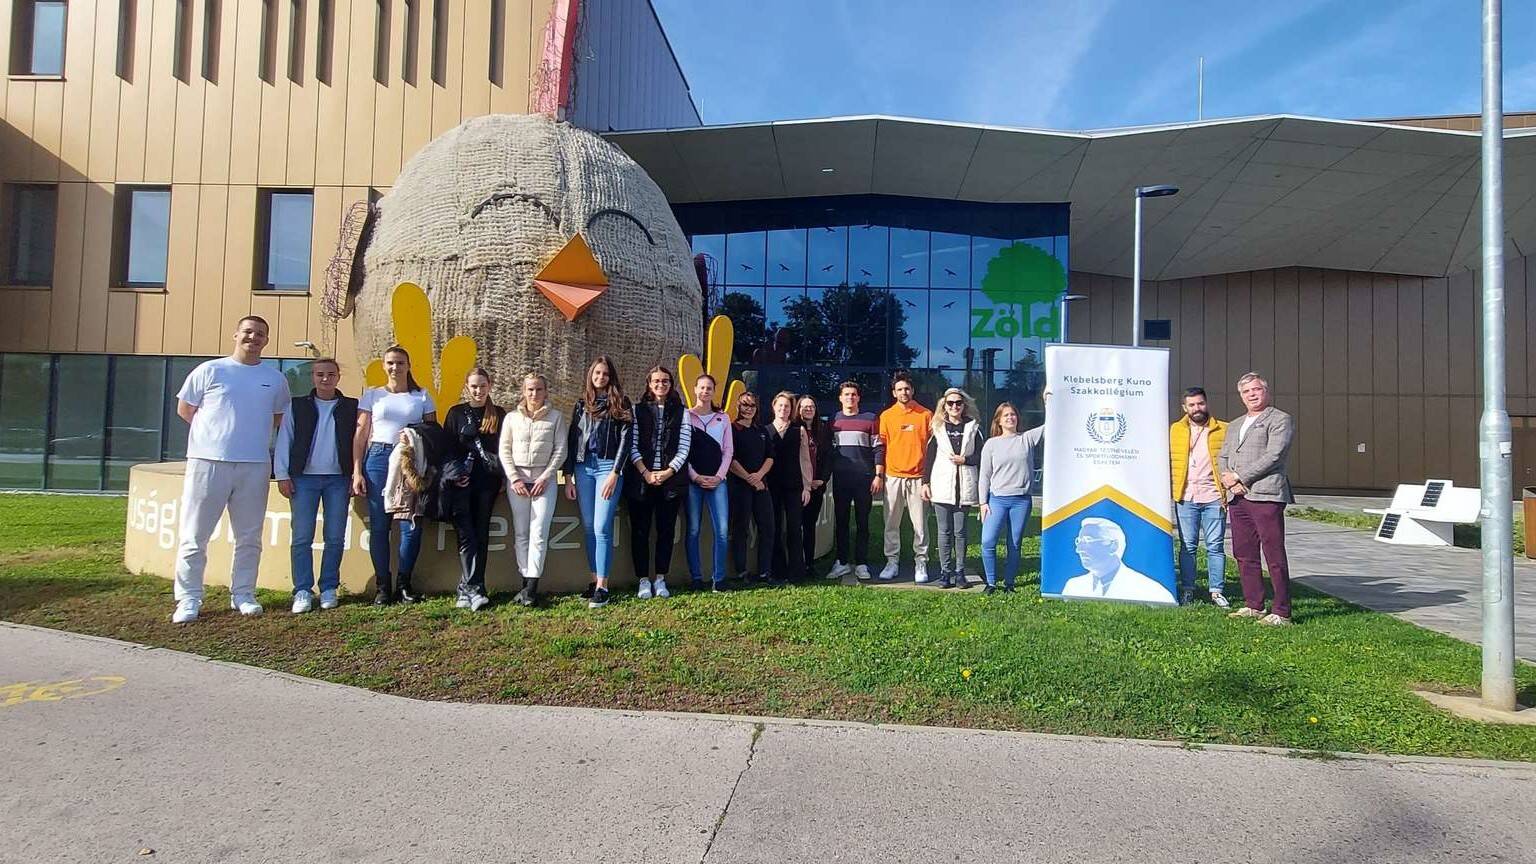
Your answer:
[728,392,775,585]
[443,368,506,611]
[796,394,833,580]
[767,392,813,584]
[274,358,358,613]
[627,365,692,599]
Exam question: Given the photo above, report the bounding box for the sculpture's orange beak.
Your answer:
[533,234,608,321]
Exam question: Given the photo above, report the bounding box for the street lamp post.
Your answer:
[1132,185,1179,347]
[1059,294,1087,344]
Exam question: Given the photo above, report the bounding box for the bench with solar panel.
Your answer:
[1362,480,1481,546]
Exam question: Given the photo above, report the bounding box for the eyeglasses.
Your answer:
[944,400,964,407]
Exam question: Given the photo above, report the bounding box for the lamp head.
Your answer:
[1135,184,1180,198]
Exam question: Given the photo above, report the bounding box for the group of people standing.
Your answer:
[168,315,1294,626]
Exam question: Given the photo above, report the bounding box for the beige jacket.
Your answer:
[499,403,568,485]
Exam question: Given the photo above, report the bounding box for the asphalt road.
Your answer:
[2,623,1533,864]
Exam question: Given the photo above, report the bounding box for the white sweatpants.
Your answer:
[174,459,271,602]
[508,482,558,581]
[882,475,929,564]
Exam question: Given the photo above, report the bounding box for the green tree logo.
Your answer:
[979,242,1066,310]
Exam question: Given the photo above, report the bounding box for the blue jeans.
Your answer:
[1176,500,1226,594]
[289,473,350,594]
[575,458,623,579]
[363,443,422,580]
[981,494,1031,588]
[687,481,730,583]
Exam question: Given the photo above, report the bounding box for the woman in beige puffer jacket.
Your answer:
[498,373,568,606]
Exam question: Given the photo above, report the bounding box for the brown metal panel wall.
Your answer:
[340,0,377,186]
[46,182,88,351]
[400,1,433,176]
[314,0,354,186]
[1248,269,1276,394]
[57,0,97,182]
[171,3,210,186]
[161,185,203,355]
[190,185,231,356]
[1224,271,1252,405]
[429,0,466,138]
[1447,270,1477,396]
[1201,276,1229,417]
[74,184,115,352]
[228,0,265,186]
[1271,268,1300,403]
[114,0,155,183]
[460,0,492,119]
[1321,270,1349,395]
[1506,255,1528,399]
[285,0,323,187]
[1398,395,1425,482]
[143,0,180,183]
[256,2,295,186]
[200,0,241,185]
[86,1,123,181]
[371,0,409,185]
[1177,278,1202,392]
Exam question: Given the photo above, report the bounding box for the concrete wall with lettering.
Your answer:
[126,462,829,596]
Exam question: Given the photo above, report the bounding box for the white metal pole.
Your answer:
[1197,57,1204,121]
[1132,194,1143,347]
[1060,297,1071,344]
[1478,0,1515,711]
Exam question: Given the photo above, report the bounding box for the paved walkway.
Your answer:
[2,624,1533,864]
[1285,496,1536,661]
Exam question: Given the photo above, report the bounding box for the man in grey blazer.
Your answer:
[1217,372,1296,625]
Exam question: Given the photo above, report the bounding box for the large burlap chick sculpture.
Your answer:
[341,114,702,411]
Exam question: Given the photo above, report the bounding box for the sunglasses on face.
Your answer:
[945,400,964,406]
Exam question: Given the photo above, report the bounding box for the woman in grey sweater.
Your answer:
[977,402,1045,593]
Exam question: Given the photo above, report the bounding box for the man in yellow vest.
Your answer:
[1169,387,1229,607]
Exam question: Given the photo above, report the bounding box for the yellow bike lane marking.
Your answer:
[0,676,126,708]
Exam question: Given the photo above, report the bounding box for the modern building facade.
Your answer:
[0,1,1532,493]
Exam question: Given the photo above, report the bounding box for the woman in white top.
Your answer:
[498,372,567,607]
[352,345,436,605]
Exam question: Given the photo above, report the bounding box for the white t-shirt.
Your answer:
[176,357,291,463]
[1239,415,1258,444]
[360,387,435,444]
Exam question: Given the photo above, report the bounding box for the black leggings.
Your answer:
[628,485,683,580]
[832,471,873,566]
[801,485,826,570]
[728,477,774,577]
[452,480,500,596]
[770,485,805,580]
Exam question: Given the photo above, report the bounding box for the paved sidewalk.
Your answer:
[1284,497,1536,661]
[3,624,1535,864]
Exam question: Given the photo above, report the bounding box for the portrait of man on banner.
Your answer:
[1061,517,1175,603]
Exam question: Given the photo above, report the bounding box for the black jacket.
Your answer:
[626,398,690,500]
[443,402,505,488]
[287,390,358,478]
[563,396,633,475]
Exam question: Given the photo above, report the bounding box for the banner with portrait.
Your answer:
[1040,344,1176,605]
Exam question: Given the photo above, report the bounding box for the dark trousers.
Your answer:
[728,477,774,577]
[452,481,500,596]
[1229,496,1291,618]
[832,471,873,566]
[801,485,826,572]
[770,485,805,580]
[629,486,683,580]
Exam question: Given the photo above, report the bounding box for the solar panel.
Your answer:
[1377,513,1401,539]
[1420,481,1445,508]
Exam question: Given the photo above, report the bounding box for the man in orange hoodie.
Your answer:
[878,371,934,581]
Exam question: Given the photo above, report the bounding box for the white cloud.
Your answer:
[957,0,1118,128]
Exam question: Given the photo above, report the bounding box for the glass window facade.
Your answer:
[679,195,1067,427]
[122,187,172,287]
[28,1,67,76]
[262,191,314,291]
[0,353,320,491]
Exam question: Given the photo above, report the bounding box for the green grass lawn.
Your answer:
[1290,505,1527,556]
[3,494,1535,761]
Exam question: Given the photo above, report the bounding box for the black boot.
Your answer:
[515,578,540,607]
[373,574,394,606]
[396,572,418,605]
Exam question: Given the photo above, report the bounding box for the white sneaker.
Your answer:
[828,561,852,579]
[291,591,313,614]
[319,590,339,610]
[171,598,201,624]
[878,562,898,581]
[914,562,932,583]
[469,592,491,612]
[654,578,670,598]
[854,564,872,581]
[1209,592,1230,609]
[637,578,653,600]
[230,595,264,616]
[455,595,472,609]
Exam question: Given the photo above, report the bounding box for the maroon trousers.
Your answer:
[1228,496,1291,618]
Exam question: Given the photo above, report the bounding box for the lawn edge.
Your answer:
[9,620,1536,774]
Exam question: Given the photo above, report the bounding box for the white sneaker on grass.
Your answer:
[654,578,671,598]
[854,564,872,581]
[878,562,898,581]
[914,561,932,583]
[828,561,852,579]
[319,590,339,610]
[1209,592,1230,609]
[455,595,472,609]
[291,591,313,614]
[637,578,653,600]
[171,598,201,624]
[469,592,491,612]
[230,595,264,616]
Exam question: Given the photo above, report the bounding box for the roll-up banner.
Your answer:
[1040,344,1176,605]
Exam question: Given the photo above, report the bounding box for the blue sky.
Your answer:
[651,0,1536,130]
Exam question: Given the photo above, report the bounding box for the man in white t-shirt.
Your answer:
[170,315,292,624]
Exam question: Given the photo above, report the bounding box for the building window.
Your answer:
[315,0,333,83]
[258,0,277,82]
[0,353,52,489]
[488,0,503,85]
[373,0,390,84]
[287,0,305,83]
[259,190,313,291]
[173,0,191,81]
[201,0,220,82]
[117,0,136,80]
[115,187,171,288]
[4,184,57,287]
[1143,319,1172,342]
[11,0,68,76]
